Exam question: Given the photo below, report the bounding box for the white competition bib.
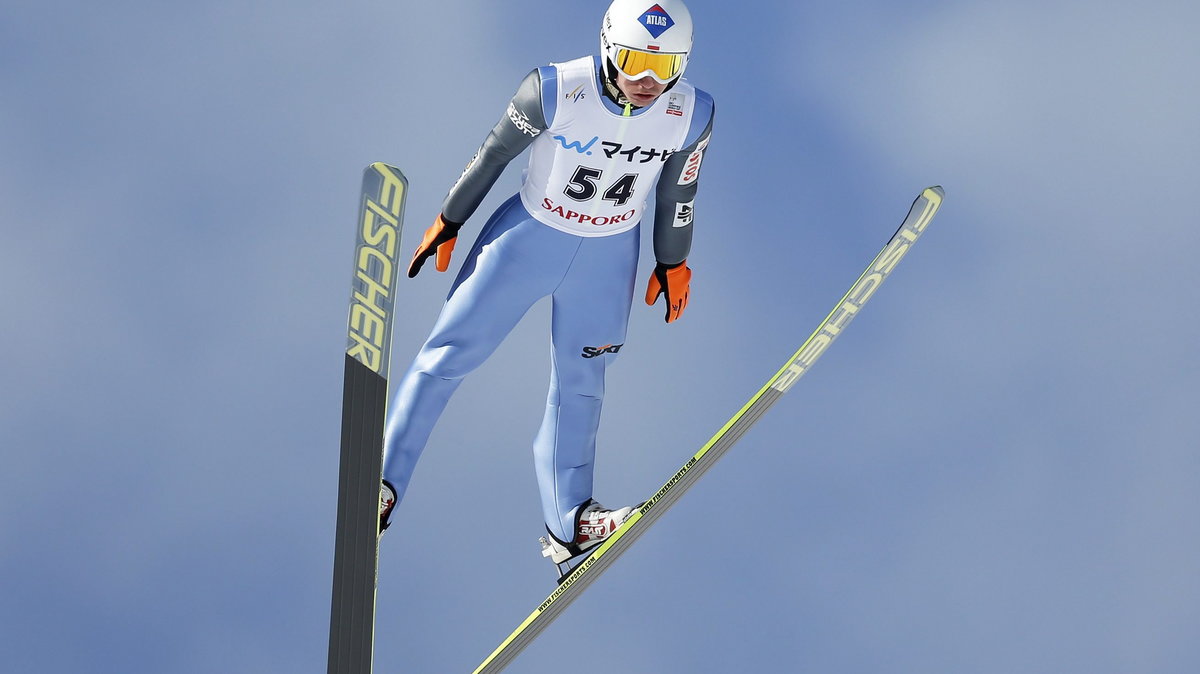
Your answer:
[519,56,696,237]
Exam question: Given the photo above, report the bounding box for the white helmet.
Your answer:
[600,0,694,85]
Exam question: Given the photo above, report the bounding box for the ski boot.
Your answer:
[539,500,640,577]
[379,479,396,534]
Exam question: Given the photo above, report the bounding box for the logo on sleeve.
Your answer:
[507,102,542,137]
[677,148,703,185]
[673,200,693,227]
[677,136,708,186]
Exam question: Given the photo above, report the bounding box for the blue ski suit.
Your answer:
[383,56,714,543]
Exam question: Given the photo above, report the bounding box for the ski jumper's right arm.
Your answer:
[407,68,555,277]
[643,90,715,322]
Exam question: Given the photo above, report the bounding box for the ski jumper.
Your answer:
[382,55,715,542]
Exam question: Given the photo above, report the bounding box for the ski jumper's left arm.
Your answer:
[644,90,714,322]
[653,92,714,265]
[408,67,555,276]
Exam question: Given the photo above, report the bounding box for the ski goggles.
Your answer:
[613,46,685,83]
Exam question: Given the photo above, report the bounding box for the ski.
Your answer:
[471,186,945,674]
[328,163,409,674]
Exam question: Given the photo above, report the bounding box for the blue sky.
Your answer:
[3,1,1198,672]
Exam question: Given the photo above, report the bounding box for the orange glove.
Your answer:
[644,260,692,323]
[407,214,463,278]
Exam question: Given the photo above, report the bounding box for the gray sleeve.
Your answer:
[441,69,548,224]
[652,103,714,266]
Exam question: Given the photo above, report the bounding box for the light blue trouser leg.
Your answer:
[381,194,639,542]
[382,196,563,504]
[534,227,639,542]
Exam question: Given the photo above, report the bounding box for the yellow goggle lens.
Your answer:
[614,47,683,81]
